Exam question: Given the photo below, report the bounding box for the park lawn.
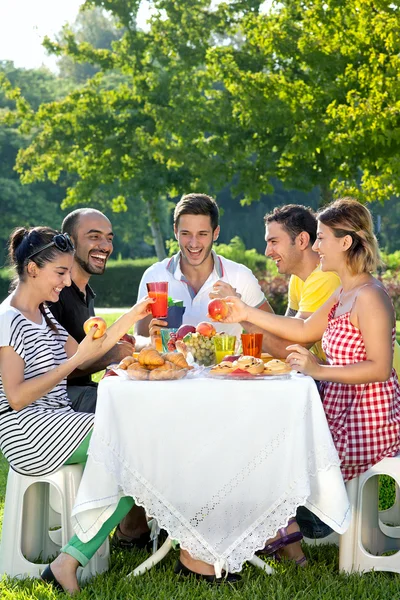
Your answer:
[0,313,398,598]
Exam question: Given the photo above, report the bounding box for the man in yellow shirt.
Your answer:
[244,204,340,359]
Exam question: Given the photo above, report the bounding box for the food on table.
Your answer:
[208,298,229,321]
[195,322,216,337]
[83,316,107,339]
[233,356,265,374]
[176,325,196,340]
[183,332,216,366]
[209,360,237,375]
[117,356,137,370]
[149,367,186,380]
[120,333,136,347]
[162,352,191,370]
[264,359,292,374]
[138,347,165,367]
[221,355,240,363]
[116,347,190,380]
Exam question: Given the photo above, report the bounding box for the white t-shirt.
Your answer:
[137,251,266,337]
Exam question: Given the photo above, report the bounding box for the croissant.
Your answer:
[117,356,137,370]
[149,367,186,380]
[155,360,176,371]
[138,347,165,367]
[127,362,149,380]
[162,352,189,370]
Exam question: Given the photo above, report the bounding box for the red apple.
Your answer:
[120,333,136,346]
[208,298,229,321]
[221,355,240,363]
[196,321,216,337]
[83,316,107,339]
[176,325,196,340]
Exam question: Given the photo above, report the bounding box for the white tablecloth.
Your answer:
[72,373,350,574]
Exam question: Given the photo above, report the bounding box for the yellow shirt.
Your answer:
[288,267,341,361]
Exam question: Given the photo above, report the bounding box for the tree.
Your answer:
[207,0,400,203]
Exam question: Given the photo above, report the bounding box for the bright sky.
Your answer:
[0,0,150,72]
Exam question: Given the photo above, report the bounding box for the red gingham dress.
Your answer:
[321,300,400,482]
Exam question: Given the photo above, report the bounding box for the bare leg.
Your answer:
[266,519,307,565]
[48,553,80,595]
[179,549,215,575]
[115,505,149,540]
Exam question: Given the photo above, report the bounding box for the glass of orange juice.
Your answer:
[213,335,236,364]
[241,333,263,358]
[146,282,168,318]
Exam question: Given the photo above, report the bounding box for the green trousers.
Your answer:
[62,432,134,566]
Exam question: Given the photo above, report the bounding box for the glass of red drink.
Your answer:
[146,282,168,318]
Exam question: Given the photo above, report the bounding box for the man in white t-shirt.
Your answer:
[136,193,273,338]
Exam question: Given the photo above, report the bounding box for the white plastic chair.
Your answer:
[339,457,400,574]
[0,464,109,582]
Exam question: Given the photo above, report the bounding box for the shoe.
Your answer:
[256,517,303,556]
[174,559,241,584]
[111,525,151,552]
[41,564,64,592]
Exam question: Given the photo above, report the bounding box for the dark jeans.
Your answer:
[296,506,333,539]
[67,384,98,414]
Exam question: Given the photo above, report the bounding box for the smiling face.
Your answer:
[312,222,350,272]
[33,252,74,303]
[174,214,220,268]
[72,212,113,275]
[264,221,303,275]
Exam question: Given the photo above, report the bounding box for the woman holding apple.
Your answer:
[214,198,400,481]
[0,226,154,593]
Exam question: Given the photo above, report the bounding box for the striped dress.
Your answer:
[0,297,93,476]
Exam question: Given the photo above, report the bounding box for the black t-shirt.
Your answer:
[49,281,96,387]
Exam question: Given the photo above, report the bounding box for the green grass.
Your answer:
[0,314,399,598]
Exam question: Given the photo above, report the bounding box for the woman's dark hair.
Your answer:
[317,197,381,275]
[264,204,317,245]
[174,193,219,231]
[8,226,74,332]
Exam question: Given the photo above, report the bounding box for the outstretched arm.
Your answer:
[217,294,337,345]
[287,286,395,384]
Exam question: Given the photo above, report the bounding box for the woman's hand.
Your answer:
[286,344,323,379]
[75,326,108,365]
[209,295,249,323]
[130,295,155,322]
[209,280,241,300]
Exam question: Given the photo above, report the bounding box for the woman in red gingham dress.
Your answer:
[217,197,400,564]
[321,289,400,481]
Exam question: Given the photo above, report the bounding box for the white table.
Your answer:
[71,373,350,576]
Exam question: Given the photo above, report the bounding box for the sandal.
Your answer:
[174,559,241,584]
[256,518,303,556]
[41,564,64,592]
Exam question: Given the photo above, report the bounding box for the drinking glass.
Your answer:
[241,333,263,358]
[213,335,237,364]
[146,282,168,318]
[161,328,178,352]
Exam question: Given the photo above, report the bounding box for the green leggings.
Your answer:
[62,432,135,567]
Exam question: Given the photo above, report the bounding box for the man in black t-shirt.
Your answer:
[49,208,134,413]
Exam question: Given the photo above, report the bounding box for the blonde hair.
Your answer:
[317,197,381,274]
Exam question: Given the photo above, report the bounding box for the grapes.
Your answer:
[184,333,216,366]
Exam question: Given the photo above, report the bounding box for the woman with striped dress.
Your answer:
[216,197,400,563]
[0,226,153,593]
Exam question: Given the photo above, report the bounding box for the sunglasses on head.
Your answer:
[27,233,75,261]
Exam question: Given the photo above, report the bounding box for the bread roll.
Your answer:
[138,347,165,367]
